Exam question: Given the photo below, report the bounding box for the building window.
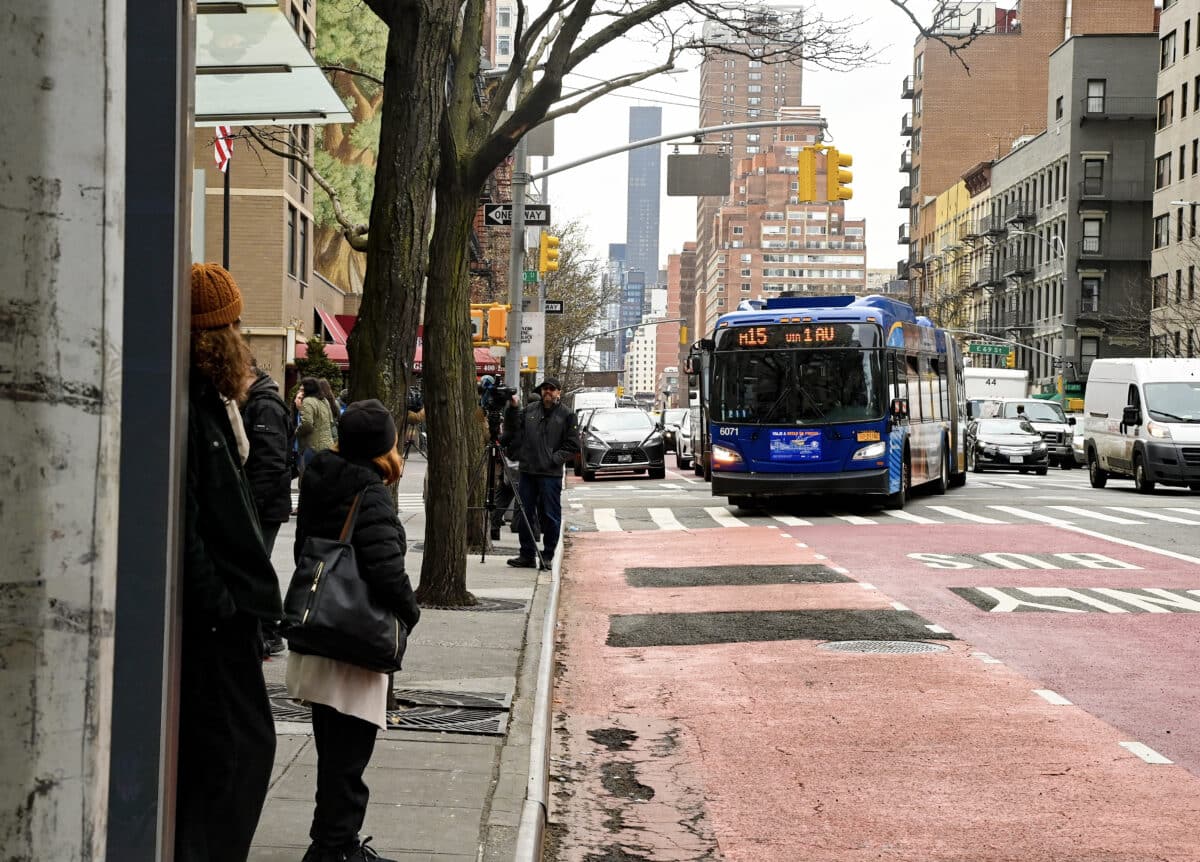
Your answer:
[1181,207,1188,243]
[1082,158,1103,194]
[1081,337,1099,373]
[1153,273,1169,307]
[299,215,309,283]
[1163,31,1178,70]
[741,283,752,292]
[1191,265,1197,300]
[497,35,511,55]
[1082,219,1102,253]
[1154,214,1171,249]
[1159,92,1175,129]
[915,53,924,78]
[1086,79,1106,113]
[1055,96,1063,120]
[286,205,297,277]
[1156,153,1173,189]
[497,7,511,27]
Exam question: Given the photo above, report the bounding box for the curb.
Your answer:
[512,509,566,861]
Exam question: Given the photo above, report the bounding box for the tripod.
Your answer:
[468,432,544,568]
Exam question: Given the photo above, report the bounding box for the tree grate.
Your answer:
[267,684,511,735]
[819,640,950,655]
[422,596,527,613]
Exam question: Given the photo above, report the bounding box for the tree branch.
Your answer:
[242,127,369,251]
[542,60,680,124]
[322,64,385,88]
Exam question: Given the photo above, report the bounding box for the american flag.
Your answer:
[214,125,233,173]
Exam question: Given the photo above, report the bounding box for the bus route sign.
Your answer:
[968,342,1011,356]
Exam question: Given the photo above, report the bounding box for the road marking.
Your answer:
[972,652,1003,664]
[995,510,1200,567]
[593,508,621,532]
[925,624,950,634]
[1119,741,1173,765]
[795,542,808,548]
[831,565,851,574]
[989,506,1071,525]
[884,509,940,524]
[1108,507,1200,525]
[648,508,686,531]
[860,582,876,590]
[682,478,702,484]
[569,503,583,510]
[986,480,1035,489]
[926,505,1006,524]
[833,513,877,525]
[1047,506,1143,525]
[704,506,748,528]
[1034,689,1072,705]
[891,601,910,611]
[771,514,813,527]
[968,480,1001,488]
[1166,507,1200,519]
[814,553,827,560]
[657,483,684,489]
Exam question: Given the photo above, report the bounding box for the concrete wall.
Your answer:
[0,0,125,858]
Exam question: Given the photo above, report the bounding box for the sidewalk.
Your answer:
[250,458,552,862]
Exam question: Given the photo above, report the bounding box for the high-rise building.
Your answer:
[695,6,806,323]
[601,243,627,371]
[901,0,1158,287]
[1151,0,1200,358]
[621,107,663,358]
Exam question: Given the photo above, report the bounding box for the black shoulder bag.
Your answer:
[283,493,408,673]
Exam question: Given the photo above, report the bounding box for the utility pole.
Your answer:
[504,82,528,388]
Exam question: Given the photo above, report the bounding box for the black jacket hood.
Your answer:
[247,370,284,404]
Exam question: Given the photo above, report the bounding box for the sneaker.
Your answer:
[506,556,536,568]
[301,837,396,862]
[539,559,553,571]
[349,837,395,861]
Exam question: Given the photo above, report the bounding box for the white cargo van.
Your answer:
[1082,358,1200,493]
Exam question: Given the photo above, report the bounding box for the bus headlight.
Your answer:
[711,444,744,469]
[851,441,886,460]
[1147,421,1172,439]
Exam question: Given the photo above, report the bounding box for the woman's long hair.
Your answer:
[318,378,341,419]
[191,325,252,403]
[373,443,404,486]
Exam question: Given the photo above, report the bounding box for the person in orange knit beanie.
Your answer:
[175,263,282,862]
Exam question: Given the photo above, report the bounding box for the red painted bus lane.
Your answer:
[549,527,1200,861]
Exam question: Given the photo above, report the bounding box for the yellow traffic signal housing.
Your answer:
[797,147,818,203]
[487,305,508,343]
[538,231,560,273]
[616,385,625,397]
[1006,350,1016,369]
[826,147,853,202]
[470,307,485,343]
[679,324,688,345]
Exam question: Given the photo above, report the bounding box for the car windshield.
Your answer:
[589,410,654,433]
[713,348,883,425]
[1001,401,1065,422]
[1144,381,1200,422]
[977,418,1038,437]
[665,409,688,426]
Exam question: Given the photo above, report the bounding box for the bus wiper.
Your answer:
[759,389,791,425]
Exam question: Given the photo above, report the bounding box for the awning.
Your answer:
[194,4,352,126]
[314,307,350,344]
[413,346,501,376]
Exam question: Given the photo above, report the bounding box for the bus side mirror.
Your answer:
[891,398,909,417]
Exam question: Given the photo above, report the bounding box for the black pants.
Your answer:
[261,520,283,556]
[310,703,379,848]
[175,614,276,862]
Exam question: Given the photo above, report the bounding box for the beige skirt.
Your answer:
[286,652,389,730]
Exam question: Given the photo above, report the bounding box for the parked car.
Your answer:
[571,408,595,477]
[983,398,1076,468]
[660,408,688,453]
[579,408,666,481]
[1082,358,1200,493]
[966,418,1049,474]
[675,414,694,470]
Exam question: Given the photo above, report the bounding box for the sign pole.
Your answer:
[505,92,528,390]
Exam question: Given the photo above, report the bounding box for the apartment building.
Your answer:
[1151,0,1200,357]
[901,0,1158,287]
[623,323,659,397]
[983,34,1157,389]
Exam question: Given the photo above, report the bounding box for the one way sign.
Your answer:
[483,203,552,226]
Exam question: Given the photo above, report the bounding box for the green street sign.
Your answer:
[523,270,538,283]
[968,342,1011,356]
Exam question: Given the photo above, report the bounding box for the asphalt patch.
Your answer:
[607,609,955,648]
[625,564,850,588]
[588,727,638,752]
[600,762,655,801]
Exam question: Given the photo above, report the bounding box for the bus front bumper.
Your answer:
[712,467,890,498]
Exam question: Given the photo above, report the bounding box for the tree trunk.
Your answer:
[416,181,480,607]
[346,15,449,421]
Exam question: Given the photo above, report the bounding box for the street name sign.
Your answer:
[523,270,538,283]
[544,300,564,314]
[483,203,552,226]
[968,342,1011,356]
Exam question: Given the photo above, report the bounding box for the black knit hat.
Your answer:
[338,399,398,460]
[535,377,561,393]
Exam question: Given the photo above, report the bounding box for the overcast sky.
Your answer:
[545,0,938,278]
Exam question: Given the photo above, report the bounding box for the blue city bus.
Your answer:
[695,294,967,509]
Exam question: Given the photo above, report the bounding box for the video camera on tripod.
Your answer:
[478,375,517,442]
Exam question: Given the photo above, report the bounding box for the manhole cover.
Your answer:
[819,640,950,654]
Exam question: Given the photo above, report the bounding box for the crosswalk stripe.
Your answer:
[1166,507,1200,519]
[989,505,1070,525]
[967,480,1000,488]
[1110,506,1200,525]
[771,514,813,527]
[658,483,683,490]
[885,510,941,524]
[833,513,877,525]
[926,505,1006,524]
[704,506,749,528]
[1047,506,1142,525]
[985,480,1035,490]
[594,508,621,532]
[648,508,686,531]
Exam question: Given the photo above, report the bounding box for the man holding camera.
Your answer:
[506,377,578,570]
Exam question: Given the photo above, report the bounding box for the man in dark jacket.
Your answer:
[507,377,578,570]
[179,263,283,862]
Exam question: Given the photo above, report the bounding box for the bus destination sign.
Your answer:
[720,322,878,351]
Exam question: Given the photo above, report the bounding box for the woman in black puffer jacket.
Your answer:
[289,399,421,862]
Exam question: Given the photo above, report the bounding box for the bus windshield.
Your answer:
[712,348,884,425]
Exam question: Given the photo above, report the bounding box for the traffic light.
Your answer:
[487,305,508,344]
[679,324,688,345]
[1005,349,1016,369]
[826,147,853,202]
[617,385,625,397]
[470,307,485,343]
[538,231,560,273]
[797,146,818,203]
